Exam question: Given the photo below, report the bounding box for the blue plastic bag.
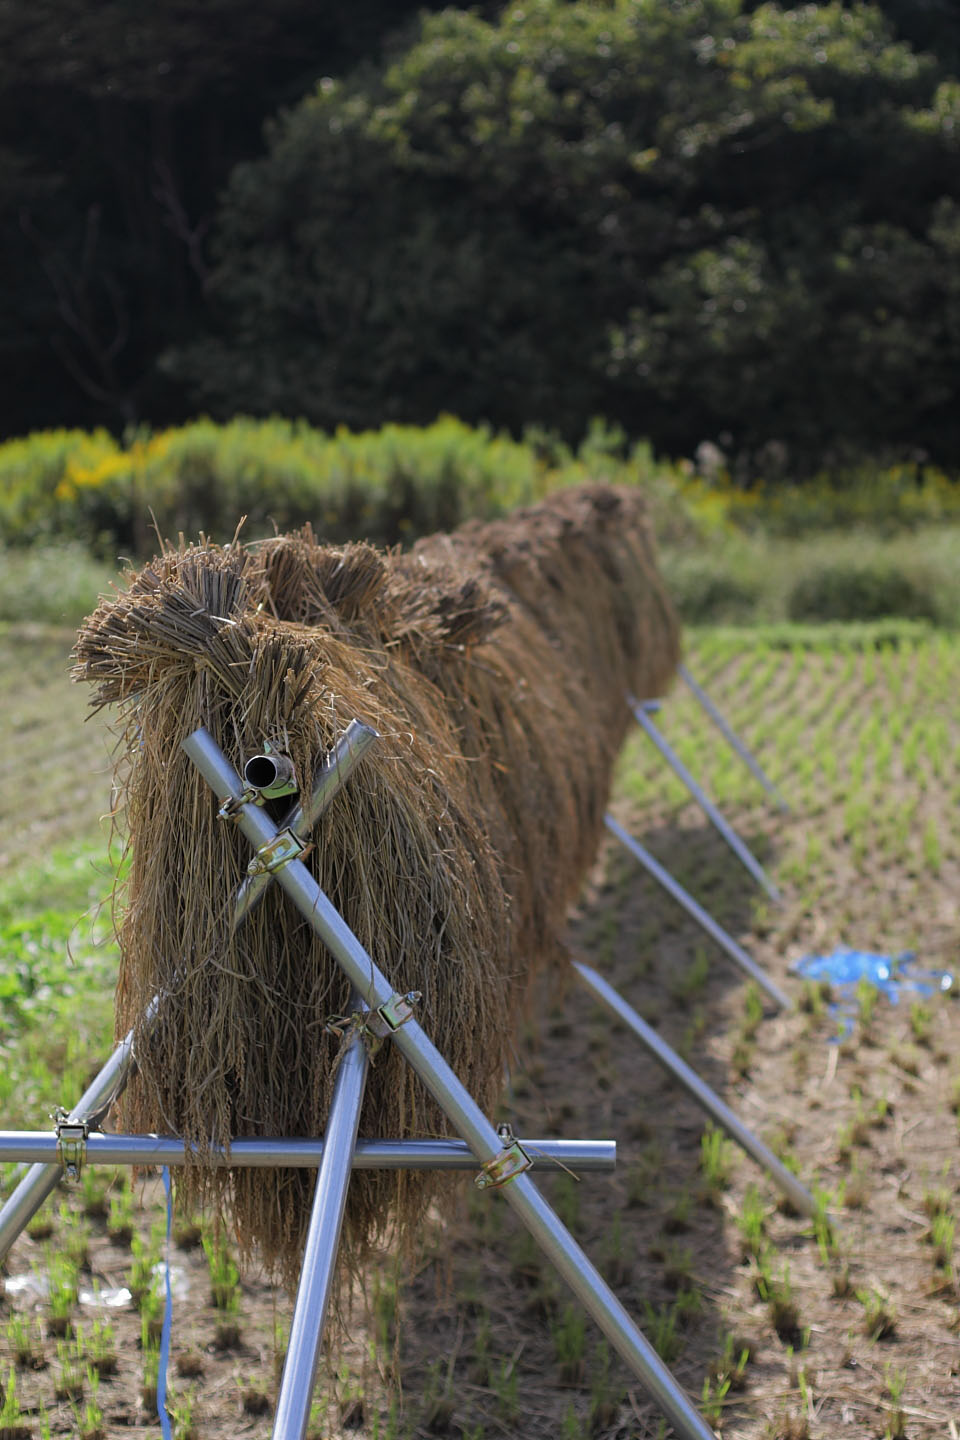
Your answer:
[790,946,953,1039]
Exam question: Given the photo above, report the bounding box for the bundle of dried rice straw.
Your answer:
[74,485,679,1282]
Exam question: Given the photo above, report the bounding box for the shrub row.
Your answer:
[1,417,957,628]
[0,416,701,557]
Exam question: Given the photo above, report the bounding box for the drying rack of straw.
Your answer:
[0,713,721,1440]
[0,486,826,1439]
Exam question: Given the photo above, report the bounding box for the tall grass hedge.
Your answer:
[1,415,959,628]
[0,416,694,557]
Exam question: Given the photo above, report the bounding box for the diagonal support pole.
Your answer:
[273,1007,370,1440]
[572,961,817,1218]
[628,696,780,903]
[183,727,718,1440]
[604,814,790,1011]
[679,665,788,813]
[0,995,161,1260]
[0,721,379,1263]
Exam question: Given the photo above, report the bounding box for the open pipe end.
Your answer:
[244,752,296,794]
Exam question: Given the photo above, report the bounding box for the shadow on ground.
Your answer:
[393,806,799,1438]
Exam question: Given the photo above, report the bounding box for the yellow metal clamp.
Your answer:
[246,828,307,875]
[369,990,422,1037]
[475,1126,533,1191]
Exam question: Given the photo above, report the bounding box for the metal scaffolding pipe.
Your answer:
[0,1133,616,1172]
[233,718,378,926]
[573,961,817,1218]
[0,994,160,1262]
[604,814,790,1011]
[273,1013,370,1440]
[679,665,788,813]
[183,727,717,1440]
[0,721,377,1262]
[628,696,780,902]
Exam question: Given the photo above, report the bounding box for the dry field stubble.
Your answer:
[1,624,959,1438]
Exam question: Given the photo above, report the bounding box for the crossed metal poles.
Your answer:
[181,726,721,1440]
[0,721,718,1440]
[0,679,795,1440]
[607,669,791,1010]
[627,696,780,902]
[678,665,788,813]
[0,721,379,1256]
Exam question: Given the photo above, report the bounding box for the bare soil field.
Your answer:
[1,624,959,1439]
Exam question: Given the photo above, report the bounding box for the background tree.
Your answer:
[0,0,436,438]
[169,0,960,469]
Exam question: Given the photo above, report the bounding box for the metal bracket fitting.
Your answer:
[369,990,422,1037]
[246,828,306,875]
[218,787,259,822]
[55,1109,88,1180]
[475,1125,533,1191]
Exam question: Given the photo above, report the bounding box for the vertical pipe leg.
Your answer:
[185,729,718,1440]
[629,698,780,903]
[572,960,817,1217]
[679,665,788,813]
[604,814,789,1010]
[273,1024,370,1440]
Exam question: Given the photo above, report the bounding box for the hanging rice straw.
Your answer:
[74,485,679,1283]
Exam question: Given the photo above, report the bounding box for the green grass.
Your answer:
[0,625,116,877]
[0,843,117,1140]
[0,544,114,626]
[660,524,960,628]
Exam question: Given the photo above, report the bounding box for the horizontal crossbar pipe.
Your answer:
[0,1134,616,1172]
[604,814,790,1011]
[678,665,788,813]
[0,994,161,1262]
[184,727,717,1440]
[572,961,817,1218]
[628,696,781,903]
[0,724,374,1263]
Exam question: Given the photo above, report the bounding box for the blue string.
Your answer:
[157,1166,174,1440]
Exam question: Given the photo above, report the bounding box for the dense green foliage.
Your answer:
[0,415,691,554]
[2,0,959,471]
[0,0,436,438]
[6,417,960,559]
[3,418,958,630]
[170,0,960,469]
[786,561,940,623]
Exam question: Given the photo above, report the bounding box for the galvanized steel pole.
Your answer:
[184,727,718,1440]
[0,994,159,1262]
[679,665,788,813]
[233,719,378,927]
[572,961,817,1218]
[629,697,781,902]
[272,1017,369,1440]
[604,814,790,1010]
[0,1133,616,1172]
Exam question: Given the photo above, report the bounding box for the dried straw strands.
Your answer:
[74,485,679,1282]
